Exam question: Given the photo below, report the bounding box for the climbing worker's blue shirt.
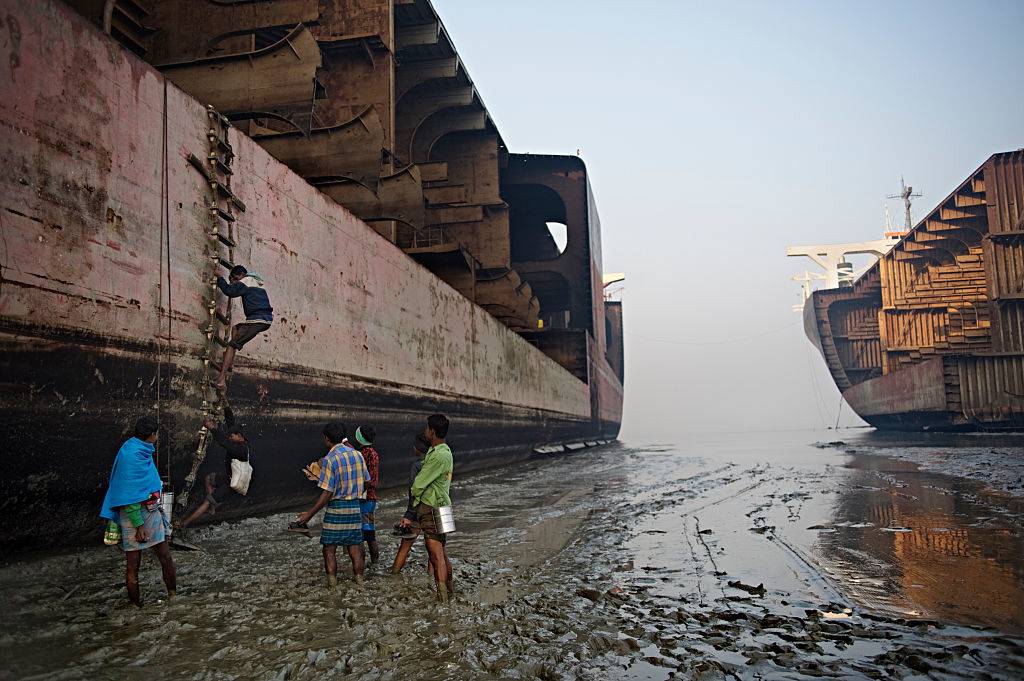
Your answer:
[217,277,274,322]
[99,437,162,521]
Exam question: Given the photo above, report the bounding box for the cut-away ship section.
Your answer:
[805,151,1024,430]
[0,0,624,549]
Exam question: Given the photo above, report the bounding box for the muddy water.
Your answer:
[1,431,1023,680]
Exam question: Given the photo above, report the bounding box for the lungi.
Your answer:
[360,499,378,543]
[118,504,169,552]
[320,498,363,546]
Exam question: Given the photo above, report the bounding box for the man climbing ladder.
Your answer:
[215,265,273,389]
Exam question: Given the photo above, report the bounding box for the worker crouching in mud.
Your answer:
[215,265,273,390]
[99,416,177,606]
[292,423,370,587]
[410,414,455,602]
[175,407,250,534]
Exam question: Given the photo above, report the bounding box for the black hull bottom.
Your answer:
[0,336,619,552]
[861,413,1024,432]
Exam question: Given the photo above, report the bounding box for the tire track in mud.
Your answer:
[734,465,855,608]
[761,528,851,608]
[634,461,831,609]
[680,516,706,606]
[629,459,854,618]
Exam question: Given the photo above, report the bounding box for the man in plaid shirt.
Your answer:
[291,423,369,586]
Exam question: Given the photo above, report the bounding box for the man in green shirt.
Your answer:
[410,413,454,602]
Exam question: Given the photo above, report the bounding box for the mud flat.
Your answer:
[1,431,1022,679]
[818,431,1024,497]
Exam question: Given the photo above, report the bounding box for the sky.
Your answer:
[434,0,1024,441]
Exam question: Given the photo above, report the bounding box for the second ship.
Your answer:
[793,151,1023,431]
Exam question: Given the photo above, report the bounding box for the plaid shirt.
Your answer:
[318,444,369,501]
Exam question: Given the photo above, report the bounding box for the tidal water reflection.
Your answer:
[818,434,1024,632]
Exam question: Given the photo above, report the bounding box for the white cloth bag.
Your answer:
[230,459,253,495]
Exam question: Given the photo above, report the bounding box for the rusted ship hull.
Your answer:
[803,152,1024,431]
[0,338,610,550]
[0,0,623,550]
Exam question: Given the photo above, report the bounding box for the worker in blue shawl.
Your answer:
[99,415,176,606]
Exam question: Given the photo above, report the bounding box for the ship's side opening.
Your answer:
[546,222,568,255]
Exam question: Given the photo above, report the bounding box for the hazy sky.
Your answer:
[434,0,1024,440]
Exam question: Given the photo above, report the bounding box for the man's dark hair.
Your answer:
[427,414,449,439]
[323,422,347,445]
[225,424,245,439]
[134,415,159,439]
[413,433,431,454]
[230,265,248,278]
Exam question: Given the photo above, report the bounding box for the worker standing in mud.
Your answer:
[99,416,177,606]
[390,433,434,576]
[215,265,273,390]
[291,423,370,587]
[410,414,454,602]
[350,426,381,565]
[174,407,250,533]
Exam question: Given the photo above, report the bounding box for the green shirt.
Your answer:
[411,443,452,508]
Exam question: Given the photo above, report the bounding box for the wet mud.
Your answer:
[1,430,1023,679]
[819,431,1024,498]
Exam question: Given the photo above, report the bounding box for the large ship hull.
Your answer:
[0,0,623,550]
[0,336,609,550]
[802,152,1024,431]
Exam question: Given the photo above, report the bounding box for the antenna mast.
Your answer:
[887,176,922,231]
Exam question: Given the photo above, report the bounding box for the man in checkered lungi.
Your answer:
[293,423,370,587]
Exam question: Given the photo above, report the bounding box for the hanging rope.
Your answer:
[163,80,173,478]
[156,83,165,473]
[834,394,844,430]
[804,343,831,429]
[157,78,172,480]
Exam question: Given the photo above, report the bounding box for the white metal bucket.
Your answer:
[161,491,174,536]
[433,505,456,534]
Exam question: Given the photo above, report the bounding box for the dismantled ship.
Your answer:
[805,150,1024,431]
[0,0,624,549]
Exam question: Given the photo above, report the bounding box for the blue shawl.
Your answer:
[99,437,162,521]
